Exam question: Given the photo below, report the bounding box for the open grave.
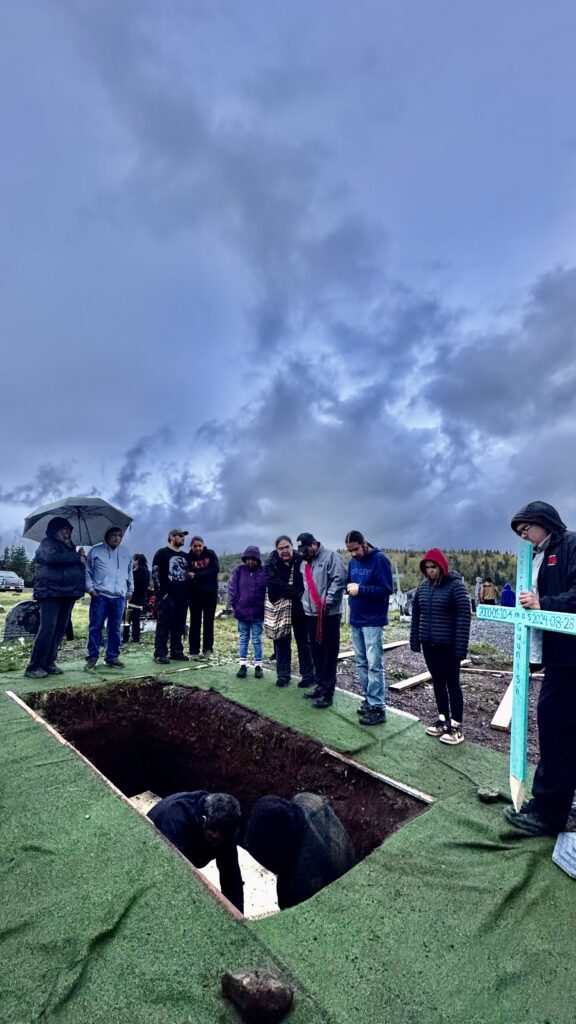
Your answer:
[25,678,427,891]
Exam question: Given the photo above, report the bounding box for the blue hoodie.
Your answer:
[347,547,393,627]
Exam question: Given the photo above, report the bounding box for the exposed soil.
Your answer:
[27,679,426,861]
[335,645,541,763]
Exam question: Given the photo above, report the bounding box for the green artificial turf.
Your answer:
[2,653,574,1024]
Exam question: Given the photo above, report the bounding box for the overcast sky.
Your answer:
[1,0,575,557]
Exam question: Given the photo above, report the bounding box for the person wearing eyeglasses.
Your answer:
[505,501,576,837]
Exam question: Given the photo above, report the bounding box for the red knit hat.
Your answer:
[420,548,449,575]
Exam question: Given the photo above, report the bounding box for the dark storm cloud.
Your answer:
[0,463,78,506]
[422,266,576,436]
[112,427,172,509]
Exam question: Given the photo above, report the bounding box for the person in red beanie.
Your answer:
[410,548,471,745]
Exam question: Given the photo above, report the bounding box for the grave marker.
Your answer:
[477,538,576,810]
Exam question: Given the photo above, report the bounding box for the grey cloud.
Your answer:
[0,462,78,506]
[422,266,576,436]
[112,428,172,509]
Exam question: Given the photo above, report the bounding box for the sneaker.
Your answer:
[276,677,290,687]
[254,666,264,679]
[312,696,333,710]
[203,650,214,657]
[171,653,190,662]
[356,700,369,715]
[104,659,125,668]
[425,716,449,737]
[84,659,98,672]
[189,652,201,660]
[298,677,316,689]
[47,665,64,675]
[236,665,248,679]
[439,725,464,745]
[504,803,559,837]
[154,655,170,665]
[304,687,324,700]
[359,707,386,726]
[24,668,49,679]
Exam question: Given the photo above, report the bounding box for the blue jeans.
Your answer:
[237,620,263,664]
[87,595,125,662]
[351,625,386,709]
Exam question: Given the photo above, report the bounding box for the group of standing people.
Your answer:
[151,529,219,665]
[226,530,393,726]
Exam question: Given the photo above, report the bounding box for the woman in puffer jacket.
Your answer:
[410,548,471,745]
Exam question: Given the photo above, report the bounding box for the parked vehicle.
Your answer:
[0,570,24,592]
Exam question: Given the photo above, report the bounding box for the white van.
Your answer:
[0,571,24,592]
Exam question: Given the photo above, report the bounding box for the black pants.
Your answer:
[274,610,315,684]
[306,614,341,699]
[531,665,576,829]
[123,607,142,644]
[189,590,218,654]
[154,596,188,658]
[422,642,463,723]
[27,597,76,672]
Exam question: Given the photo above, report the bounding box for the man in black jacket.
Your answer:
[147,790,244,912]
[505,501,576,836]
[24,517,86,679]
[265,536,315,688]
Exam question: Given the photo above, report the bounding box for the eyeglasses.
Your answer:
[516,524,534,535]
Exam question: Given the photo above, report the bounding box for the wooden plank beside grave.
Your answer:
[389,660,471,692]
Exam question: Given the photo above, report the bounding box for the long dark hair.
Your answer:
[132,553,148,569]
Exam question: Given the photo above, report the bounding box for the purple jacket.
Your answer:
[228,546,266,623]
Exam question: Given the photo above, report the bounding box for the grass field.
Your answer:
[0,590,409,673]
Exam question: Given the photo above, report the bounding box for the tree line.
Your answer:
[0,546,37,584]
[0,543,517,592]
[218,548,517,590]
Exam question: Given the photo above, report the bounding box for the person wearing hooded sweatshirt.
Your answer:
[410,548,471,745]
[187,535,220,658]
[505,501,576,837]
[24,517,86,679]
[245,793,356,909]
[85,527,133,670]
[228,546,266,679]
[345,530,393,727]
[500,583,516,608]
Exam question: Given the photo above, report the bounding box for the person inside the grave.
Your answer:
[245,792,356,909]
[505,501,576,837]
[409,548,472,745]
[24,516,86,679]
[147,790,244,911]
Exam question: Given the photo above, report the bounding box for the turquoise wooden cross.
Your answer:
[477,539,576,810]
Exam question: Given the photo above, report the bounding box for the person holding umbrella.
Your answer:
[24,517,86,679]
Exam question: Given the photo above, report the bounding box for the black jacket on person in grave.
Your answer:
[147,791,243,912]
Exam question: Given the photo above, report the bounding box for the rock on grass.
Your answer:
[221,969,294,1023]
